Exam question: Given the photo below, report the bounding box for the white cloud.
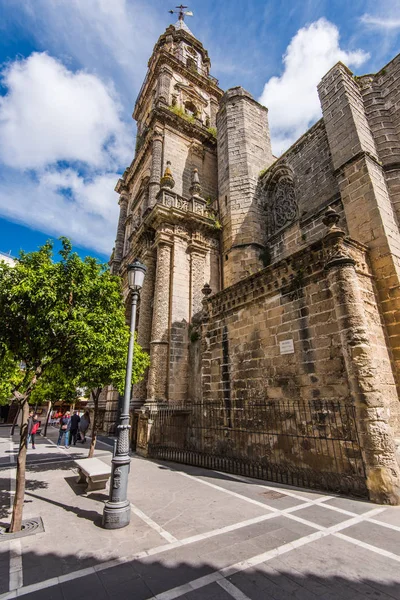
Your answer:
[259,18,369,155]
[0,52,132,256]
[0,52,132,169]
[16,0,164,104]
[0,169,119,255]
[360,14,400,29]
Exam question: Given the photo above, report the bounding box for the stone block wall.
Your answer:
[217,87,274,287]
[163,125,218,201]
[259,120,342,265]
[199,231,400,503]
[319,60,400,387]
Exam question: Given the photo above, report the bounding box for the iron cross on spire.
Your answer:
[169,4,193,21]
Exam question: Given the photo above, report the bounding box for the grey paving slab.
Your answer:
[0,547,9,594]
[266,535,400,598]
[174,463,330,501]
[229,567,320,600]
[341,520,400,555]
[183,582,233,599]
[127,458,272,539]
[292,503,351,528]
[372,507,400,528]
[22,585,64,600]
[323,496,376,515]
[60,572,109,600]
[131,557,214,596]
[191,471,306,511]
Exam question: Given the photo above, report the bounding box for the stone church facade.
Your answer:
[105,18,400,504]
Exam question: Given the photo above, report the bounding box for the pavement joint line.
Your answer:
[366,518,400,533]
[213,470,371,518]
[176,468,394,535]
[216,578,253,600]
[144,507,388,600]
[211,470,400,532]
[130,503,178,543]
[334,532,400,562]
[0,499,319,599]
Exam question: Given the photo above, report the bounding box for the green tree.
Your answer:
[83,330,149,458]
[29,366,81,436]
[0,239,149,532]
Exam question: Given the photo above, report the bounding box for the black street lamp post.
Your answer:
[102,259,147,529]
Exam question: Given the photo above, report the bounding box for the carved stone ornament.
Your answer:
[323,207,356,269]
[160,161,175,189]
[263,166,298,238]
[271,177,297,232]
[189,168,202,198]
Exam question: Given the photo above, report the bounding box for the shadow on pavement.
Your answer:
[1,546,399,600]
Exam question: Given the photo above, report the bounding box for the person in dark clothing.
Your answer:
[57,412,71,448]
[69,411,80,446]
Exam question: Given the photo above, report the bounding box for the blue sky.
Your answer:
[0,0,399,262]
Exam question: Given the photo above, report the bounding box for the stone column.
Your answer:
[147,229,173,402]
[112,187,129,273]
[148,130,163,209]
[133,249,156,407]
[324,209,400,504]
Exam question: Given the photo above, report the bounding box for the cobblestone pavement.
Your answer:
[1,426,400,599]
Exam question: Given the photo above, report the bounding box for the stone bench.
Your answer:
[75,458,111,492]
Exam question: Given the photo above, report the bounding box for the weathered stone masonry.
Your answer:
[106,17,400,502]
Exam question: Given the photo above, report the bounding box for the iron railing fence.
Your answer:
[147,400,368,497]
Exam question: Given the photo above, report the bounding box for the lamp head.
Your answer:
[127,259,147,291]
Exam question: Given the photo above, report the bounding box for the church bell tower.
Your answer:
[111,11,223,405]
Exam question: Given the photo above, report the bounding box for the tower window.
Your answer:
[184,101,198,117]
[186,57,198,72]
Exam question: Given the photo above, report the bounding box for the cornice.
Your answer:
[206,236,370,319]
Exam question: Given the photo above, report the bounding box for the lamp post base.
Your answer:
[102,500,131,529]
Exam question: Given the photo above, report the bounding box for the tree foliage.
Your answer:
[0,238,149,531]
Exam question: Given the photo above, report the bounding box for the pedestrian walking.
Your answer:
[57,411,71,448]
[69,410,80,446]
[27,410,34,445]
[29,414,40,449]
[27,410,39,449]
[78,411,90,443]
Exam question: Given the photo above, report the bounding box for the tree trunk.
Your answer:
[10,399,29,532]
[88,388,101,458]
[43,400,52,437]
[10,403,20,436]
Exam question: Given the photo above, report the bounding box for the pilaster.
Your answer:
[148,130,164,209]
[147,229,173,401]
[157,66,173,106]
[112,186,129,273]
[189,241,208,318]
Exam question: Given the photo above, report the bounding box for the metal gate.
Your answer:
[147,400,368,497]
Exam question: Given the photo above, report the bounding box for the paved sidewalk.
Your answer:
[1,427,400,599]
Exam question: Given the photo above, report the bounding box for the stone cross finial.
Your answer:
[189,168,202,197]
[160,161,175,189]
